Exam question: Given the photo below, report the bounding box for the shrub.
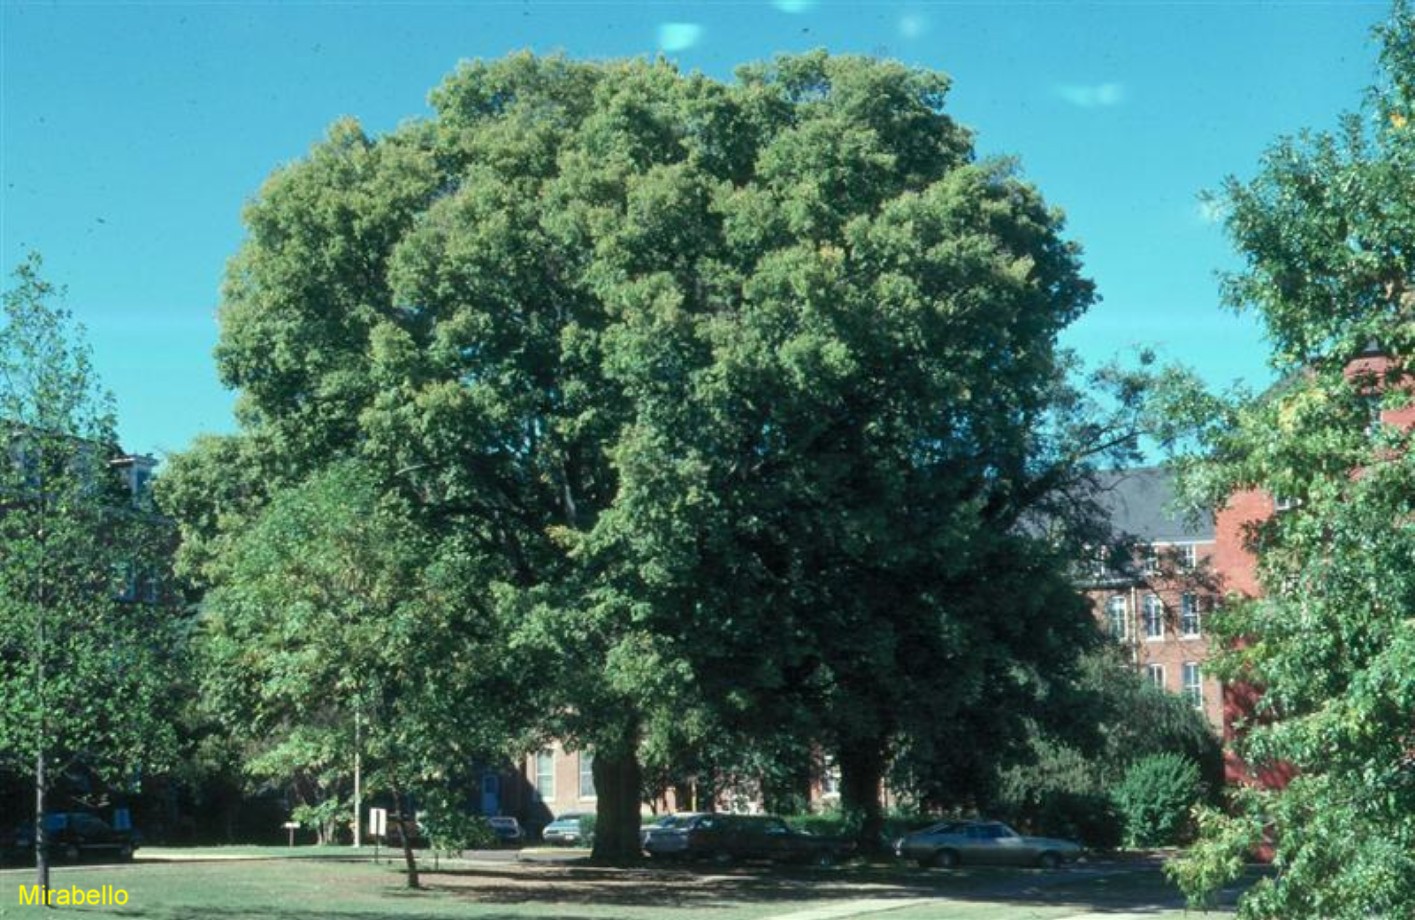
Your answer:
[1112,752,1204,847]
[993,739,1124,848]
[422,810,497,854]
[1031,791,1124,850]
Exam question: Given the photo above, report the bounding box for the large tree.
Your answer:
[0,254,184,889]
[1167,4,1415,916]
[203,51,1119,858]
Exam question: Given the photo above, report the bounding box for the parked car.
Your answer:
[643,813,853,866]
[541,812,592,846]
[8,813,138,863]
[893,820,1082,869]
[487,816,523,845]
[640,812,703,848]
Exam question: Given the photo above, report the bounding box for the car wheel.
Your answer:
[1038,851,1061,870]
[63,844,80,862]
[711,850,734,867]
[932,849,959,869]
[119,844,134,862]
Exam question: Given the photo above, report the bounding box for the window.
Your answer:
[1362,392,1383,436]
[114,562,138,602]
[1143,594,1164,640]
[578,752,596,799]
[1146,664,1165,689]
[534,750,554,800]
[1176,544,1197,570]
[1183,663,1203,709]
[1141,544,1159,575]
[1106,595,1127,640]
[1181,593,1201,637]
[1273,495,1302,513]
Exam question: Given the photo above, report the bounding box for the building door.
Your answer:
[480,773,501,816]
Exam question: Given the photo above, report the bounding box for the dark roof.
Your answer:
[1091,467,1213,543]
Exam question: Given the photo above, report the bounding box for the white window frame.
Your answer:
[1182,662,1203,709]
[1143,594,1164,640]
[1106,595,1128,641]
[578,752,596,800]
[1176,543,1197,570]
[534,750,554,801]
[1141,544,1160,576]
[1146,663,1165,689]
[1180,593,1201,638]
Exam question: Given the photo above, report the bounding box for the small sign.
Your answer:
[369,807,387,837]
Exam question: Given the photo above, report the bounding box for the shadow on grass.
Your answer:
[411,859,1262,913]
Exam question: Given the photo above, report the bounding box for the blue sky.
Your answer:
[0,0,1393,458]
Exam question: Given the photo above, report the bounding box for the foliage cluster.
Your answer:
[990,649,1219,848]
[1112,753,1204,848]
[1161,4,1415,916]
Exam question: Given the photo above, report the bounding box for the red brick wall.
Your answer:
[1086,539,1224,732]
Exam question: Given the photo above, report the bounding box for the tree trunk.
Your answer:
[34,519,50,904]
[589,746,642,864]
[35,744,49,903]
[838,738,886,854]
[387,778,420,889]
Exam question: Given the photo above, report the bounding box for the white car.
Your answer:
[894,820,1082,869]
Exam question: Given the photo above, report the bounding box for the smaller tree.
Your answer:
[197,460,513,888]
[0,253,184,890]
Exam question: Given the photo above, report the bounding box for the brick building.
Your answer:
[1082,468,1225,731]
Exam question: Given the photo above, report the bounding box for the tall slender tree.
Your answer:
[0,254,182,891]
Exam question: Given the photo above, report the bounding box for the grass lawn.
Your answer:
[0,852,1248,920]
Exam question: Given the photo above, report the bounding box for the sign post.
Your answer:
[369,807,387,861]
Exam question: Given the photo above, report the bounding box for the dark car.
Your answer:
[893,819,1082,869]
[640,812,703,849]
[644,813,853,866]
[487,816,523,845]
[9,813,138,863]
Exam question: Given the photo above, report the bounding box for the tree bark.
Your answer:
[589,746,642,864]
[837,738,886,854]
[35,744,49,903]
[387,778,420,889]
[34,503,50,903]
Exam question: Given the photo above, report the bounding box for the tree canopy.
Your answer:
[1167,4,1415,916]
[186,50,1129,858]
